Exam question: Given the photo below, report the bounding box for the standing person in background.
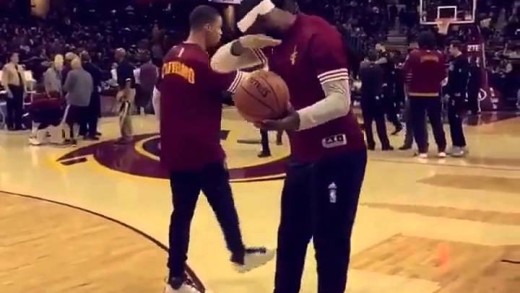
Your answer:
[138,54,159,115]
[62,58,93,146]
[114,48,136,145]
[1,51,27,131]
[467,57,481,115]
[445,41,469,157]
[259,130,283,158]
[402,31,447,159]
[80,51,104,140]
[43,55,63,98]
[399,40,428,150]
[359,50,393,151]
[376,42,402,135]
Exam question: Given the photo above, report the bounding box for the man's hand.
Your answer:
[238,34,282,50]
[255,106,300,132]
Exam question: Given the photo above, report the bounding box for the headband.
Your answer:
[236,0,275,33]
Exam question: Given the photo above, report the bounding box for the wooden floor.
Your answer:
[0,109,519,293]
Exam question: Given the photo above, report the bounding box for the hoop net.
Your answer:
[436,18,452,35]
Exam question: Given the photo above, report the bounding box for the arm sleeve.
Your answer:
[210,41,266,73]
[296,32,351,131]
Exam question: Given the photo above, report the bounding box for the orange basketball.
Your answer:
[234,70,290,123]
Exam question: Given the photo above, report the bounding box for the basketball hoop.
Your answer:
[436,18,452,35]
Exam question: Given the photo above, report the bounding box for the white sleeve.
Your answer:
[210,41,265,73]
[152,87,160,121]
[296,77,351,131]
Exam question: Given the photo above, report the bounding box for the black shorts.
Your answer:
[64,105,88,125]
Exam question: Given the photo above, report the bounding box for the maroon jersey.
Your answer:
[402,49,446,97]
[157,43,243,171]
[257,14,365,163]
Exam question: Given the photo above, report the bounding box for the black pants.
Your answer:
[467,90,480,114]
[274,150,367,293]
[260,130,283,154]
[5,85,24,129]
[409,96,447,153]
[447,97,466,147]
[168,162,245,279]
[64,105,88,139]
[79,92,100,137]
[361,98,390,148]
[382,85,401,129]
[402,99,428,147]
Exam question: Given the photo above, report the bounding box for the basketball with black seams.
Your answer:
[234,70,290,122]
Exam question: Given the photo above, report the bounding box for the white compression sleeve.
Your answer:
[152,87,160,121]
[210,41,264,73]
[297,78,351,131]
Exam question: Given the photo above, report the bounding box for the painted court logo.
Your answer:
[57,132,288,182]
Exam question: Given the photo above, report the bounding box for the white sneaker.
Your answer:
[450,147,466,157]
[234,247,275,273]
[437,151,447,158]
[417,153,428,159]
[164,282,202,293]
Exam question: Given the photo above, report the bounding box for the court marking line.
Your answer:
[0,190,207,292]
[134,134,288,169]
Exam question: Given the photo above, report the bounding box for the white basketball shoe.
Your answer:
[233,247,275,273]
[164,278,204,293]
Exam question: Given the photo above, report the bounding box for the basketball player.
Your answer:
[155,5,275,293]
[402,31,447,158]
[211,1,367,292]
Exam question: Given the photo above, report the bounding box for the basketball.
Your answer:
[234,70,290,123]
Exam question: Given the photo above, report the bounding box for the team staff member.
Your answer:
[80,51,104,140]
[445,41,469,157]
[467,57,481,114]
[359,50,392,150]
[402,31,447,159]
[114,48,136,144]
[376,43,402,135]
[1,51,27,131]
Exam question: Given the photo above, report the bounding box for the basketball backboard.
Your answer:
[419,0,477,24]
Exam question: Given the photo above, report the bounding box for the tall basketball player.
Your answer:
[156,5,275,293]
[211,0,367,292]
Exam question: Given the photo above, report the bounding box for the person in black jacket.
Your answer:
[80,51,105,140]
[467,57,481,115]
[445,41,470,157]
[359,50,393,150]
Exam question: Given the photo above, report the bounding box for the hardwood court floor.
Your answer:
[0,109,519,293]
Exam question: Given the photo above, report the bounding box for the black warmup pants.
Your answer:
[273,150,367,293]
[5,85,24,129]
[467,90,480,114]
[382,85,400,129]
[260,130,283,153]
[409,96,447,153]
[361,97,390,148]
[447,97,466,147]
[168,162,245,279]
